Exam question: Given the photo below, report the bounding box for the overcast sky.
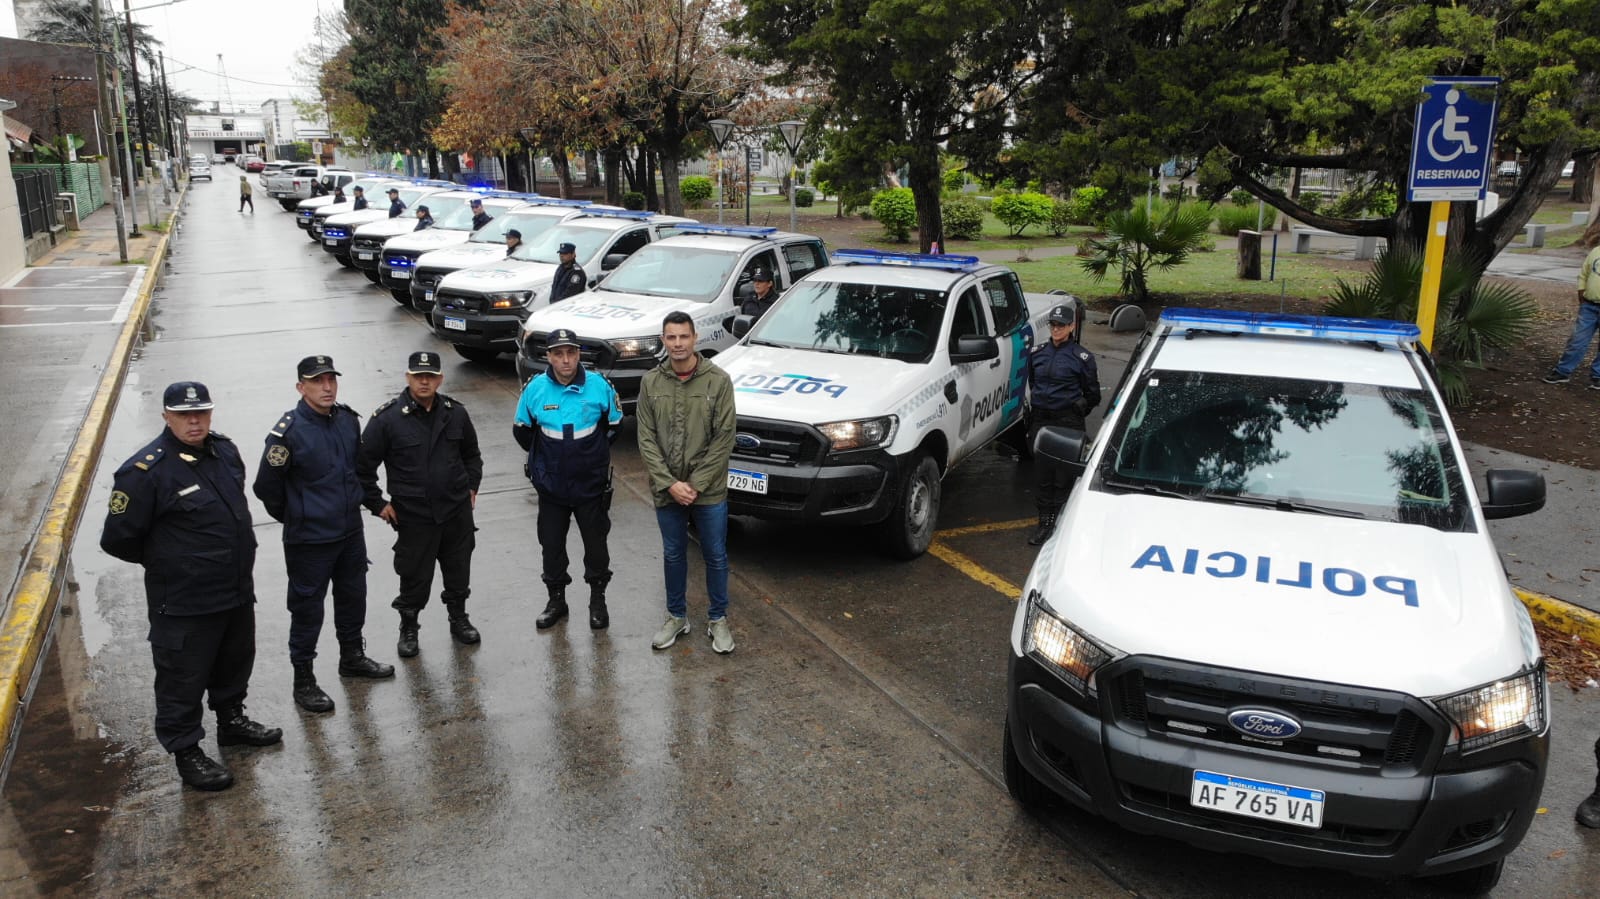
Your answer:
[5,0,332,113]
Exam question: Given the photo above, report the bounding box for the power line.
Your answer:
[161,54,317,89]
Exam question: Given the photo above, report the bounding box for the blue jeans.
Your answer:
[655,501,729,621]
[1554,300,1600,380]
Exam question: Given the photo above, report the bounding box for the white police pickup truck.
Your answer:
[367,191,535,302]
[296,175,407,240]
[1005,308,1548,895]
[407,199,596,314]
[320,183,455,267]
[713,250,1057,558]
[514,224,830,402]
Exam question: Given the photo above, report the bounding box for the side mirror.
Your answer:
[731,314,755,337]
[1035,426,1088,476]
[1481,469,1545,520]
[602,252,627,271]
[949,335,999,364]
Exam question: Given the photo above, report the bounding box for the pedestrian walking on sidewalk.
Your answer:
[1026,303,1100,546]
[253,356,394,715]
[514,329,623,631]
[100,382,282,792]
[238,176,253,213]
[1542,242,1600,390]
[637,312,739,654]
[356,352,484,658]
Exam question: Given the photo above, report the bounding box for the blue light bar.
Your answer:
[521,198,591,208]
[1159,307,1421,342]
[323,227,349,239]
[676,224,778,238]
[831,249,982,271]
[578,209,656,221]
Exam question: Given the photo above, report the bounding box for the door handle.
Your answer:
[988,357,1003,369]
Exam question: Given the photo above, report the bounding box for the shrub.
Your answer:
[794,188,814,208]
[1064,186,1115,228]
[1047,201,1076,237]
[942,168,968,193]
[870,187,917,241]
[1230,188,1254,206]
[941,196,986,240]
[680,175,713,208]
[990,191,1055,236]
[1214,203,1261,236]
[1079,201,1216,303]
[1368,187,1398,217]
[622,191,646,211]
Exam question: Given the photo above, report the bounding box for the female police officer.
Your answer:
[1027,304,1100,546]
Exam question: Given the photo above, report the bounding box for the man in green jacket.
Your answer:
[636,311,739,654]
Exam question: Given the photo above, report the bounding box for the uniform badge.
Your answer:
[108,490,129,514]
[267,444,290,467]
[1079,352,1089,360]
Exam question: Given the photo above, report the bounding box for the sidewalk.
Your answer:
[34,179,177,267]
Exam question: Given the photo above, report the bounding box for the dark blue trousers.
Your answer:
[284,532,369,663]
[148,603,255,752]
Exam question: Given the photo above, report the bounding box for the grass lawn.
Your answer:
[1010,249,1352,301]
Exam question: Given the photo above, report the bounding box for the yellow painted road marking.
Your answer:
[935,518,1033,539]
[928,518,1033,599]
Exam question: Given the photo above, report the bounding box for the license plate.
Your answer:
[443,317,466,332]
[1190,771,1324,829]
[424,290,435,303]
[390,269,410,279]
[727,468,768,495]
[356,252,373,261]
[324,238,338,246]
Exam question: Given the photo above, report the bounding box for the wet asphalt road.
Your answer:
[2,174,1599,897]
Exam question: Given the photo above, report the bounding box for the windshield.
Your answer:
[512,225,608,265]
[430,198,481,231]
[1095,370,1472,530]
[747,279,947,363]
[595,244,735,302]
[471,210,560,244]
[398,188,431,207]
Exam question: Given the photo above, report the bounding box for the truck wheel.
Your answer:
[1003,721,1052,810]
[335,254,353,268]
[390,288,412,305]
[362,269,381,283]
[1423,860,1503,896]
[307,232,321,243]
[453,345,501,364]
[279,200,297,211]
[880,453,940,559]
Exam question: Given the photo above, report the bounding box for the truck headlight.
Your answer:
[486,290,534,309]
[817,416,896,453]
[609,336,662,360]
[1432,665,1546,753]
[1023,589,1114,695]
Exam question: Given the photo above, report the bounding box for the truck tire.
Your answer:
[1003,721,1052,810]
[307,231,321,243]
[362,269,381,283]
[1423,860,1503,896]
[453,345,501,364]
[279,200,297,211]
[390,288,411,305]
[880,453,940,559]
[335,254,353,268]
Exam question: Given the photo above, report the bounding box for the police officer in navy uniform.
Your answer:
[100,382,282,792]
[550,241,586,303]
[357,352,484,658]
[504,228,523,257]
[351,185,369,211]
[253,356,394,715]
[414,204,434,232]
[386,187,406,219]
[740,267,780,321]
[469,198,493,231]
[514,328,623,630]
[1027,304,1100,546]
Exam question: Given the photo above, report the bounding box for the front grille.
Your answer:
[298,210,313,222]
[323,226,349,239]
[436,290,484,314]
[353,237,384,253]
[1103,658,1443,773]
[729,416,826,466]
[382,250,419,270]
[523,331,612,368]
[413,267,448,290]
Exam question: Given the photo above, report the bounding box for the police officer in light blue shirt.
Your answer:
[513,328,623,631]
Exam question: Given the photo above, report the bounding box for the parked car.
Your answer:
[244,156,266,173]
[190,162,212,182]
[210,153,224,163]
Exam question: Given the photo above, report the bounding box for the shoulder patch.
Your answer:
[1079,351,1089,360]
[266,444,290,467]
[108,490,130,514]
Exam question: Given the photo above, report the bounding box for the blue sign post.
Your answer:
[1407,77,1500,202]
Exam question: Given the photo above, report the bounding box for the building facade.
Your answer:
[184,113,265,160]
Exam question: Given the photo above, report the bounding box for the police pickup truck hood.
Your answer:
[298,195,340,212]
[716,344,936,423]
[441,259,556,294]
[523,289,713,340]
[355,218,436,240]
[1034,492,1537,699]
[384,229,472,255]
[324,209,391,228]
[415,243,504,271]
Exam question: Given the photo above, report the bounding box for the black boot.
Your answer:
[216,704,283,747]
[397,609,420,658]
[292,661,334,713]
[174,745,233,791]
[588,578,610,630]
[446,601,481,645]
[1027,506,1060,546]
[338,639,395,678]
[536,584,568,630]
[1579,738,1600,828]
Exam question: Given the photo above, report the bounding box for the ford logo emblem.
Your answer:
[1226,708,1302,740]
[734,433,762,451]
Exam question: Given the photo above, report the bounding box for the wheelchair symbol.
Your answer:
[1426,89,1479,163]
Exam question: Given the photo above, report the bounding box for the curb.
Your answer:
[0,184,185,782]
[1517,586,1600,647]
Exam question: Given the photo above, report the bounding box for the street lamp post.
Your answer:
[707,118,734,225]
[518,127,540,195]
[776,120,806,233]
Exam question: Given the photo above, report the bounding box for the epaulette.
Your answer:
[440,393,461,410]
[270,410,295,438]
[210,431,233,443]
[128,443,167,472]
[373,398,397,417]
[335,402,360,418]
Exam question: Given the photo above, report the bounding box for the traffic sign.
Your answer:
[1407,77,1500,202]
[747,147,764,168]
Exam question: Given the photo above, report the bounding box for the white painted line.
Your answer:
[110,267,145,325]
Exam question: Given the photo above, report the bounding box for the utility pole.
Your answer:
[159,53,177,174]
[122,0,159,223]
[154,52,172,200]
[90,0,129,259]
[105,2,142,237]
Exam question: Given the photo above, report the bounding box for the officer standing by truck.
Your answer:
[253,356,394,715]
[386,187,406,218]
[351,185,368,211]
[469,198,493,231]
[356,352,484,658]
[1026,303,1099,546]
[414,205,435,231]
[100,382,282,792]
[550,241,586,303]
[504,228,522,257]
[740,267,780,321]
[514,328,623,631]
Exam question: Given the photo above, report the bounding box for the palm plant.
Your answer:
[1079,202,1215,303]
[1324,246,1536,405]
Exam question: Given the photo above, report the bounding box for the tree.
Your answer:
[731,0,1052,253]
[343,0,451,175]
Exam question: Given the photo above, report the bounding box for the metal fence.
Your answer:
[12,169,61,239]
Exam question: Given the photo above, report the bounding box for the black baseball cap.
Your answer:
[407,351,443,374]
[163,381,214,411]
[751,266,772,282]
[558,242,577,254]
[470,198,483,207]
[1047,304,1074,325]
[416,204,430,214]
[352,185,364,192]
[386,187,400,195]
[505,228,522,239]
[547,328,581,350]
[298,355,340,379]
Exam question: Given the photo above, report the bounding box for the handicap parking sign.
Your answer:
[1408,77,1500,201]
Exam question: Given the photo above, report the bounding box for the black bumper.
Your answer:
[432,311,525,351]
[1005,654,1548,878]
[350,246,384,271]
[320,236,352,256]
[379,264,416,291]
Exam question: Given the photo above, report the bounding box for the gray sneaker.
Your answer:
[707,618,736,654]
[651,615,689,650]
